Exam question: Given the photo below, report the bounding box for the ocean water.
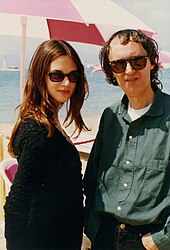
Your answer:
[0,68,170,123]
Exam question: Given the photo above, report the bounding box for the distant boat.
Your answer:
[86,64,94,69]
[92,65,102,73]
[0,55,20,71]
[0,66,20,72]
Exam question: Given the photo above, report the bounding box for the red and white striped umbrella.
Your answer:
[0,0,155,44]
[159,51,170,68]
[0,0,155,97]
[47,0,155,45]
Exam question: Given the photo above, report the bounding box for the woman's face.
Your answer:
[45,55,78,105]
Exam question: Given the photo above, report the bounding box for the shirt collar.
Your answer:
[119,86,164,118]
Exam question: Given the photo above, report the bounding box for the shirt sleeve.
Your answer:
[152,216,170,250]
[83,108,112,208]
[83,112,105,206]
[83,112,105,241]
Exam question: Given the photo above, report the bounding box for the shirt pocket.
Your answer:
[144,159,168,199]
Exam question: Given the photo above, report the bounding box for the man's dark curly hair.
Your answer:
[99,29,161,88]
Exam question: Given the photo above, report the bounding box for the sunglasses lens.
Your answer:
[68,71,80,82]
[49,72,64,82]
[131,57,147,70]
[111,60,126,73]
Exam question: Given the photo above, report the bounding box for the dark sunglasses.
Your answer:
[47,70,80,83]
[109,56,148,73]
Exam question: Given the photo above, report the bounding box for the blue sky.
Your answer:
[0,0,170,67]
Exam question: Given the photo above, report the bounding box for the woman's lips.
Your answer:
[58,89,70,95]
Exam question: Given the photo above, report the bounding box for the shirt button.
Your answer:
[117,206,121,211]
[123,183,128,187]
[129,135,133,139]
[120,224,126,229]
[126,160,130,165]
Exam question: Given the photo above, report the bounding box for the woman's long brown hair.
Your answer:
[8,40,90,157]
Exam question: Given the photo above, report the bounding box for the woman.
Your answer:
[4,39,89,250]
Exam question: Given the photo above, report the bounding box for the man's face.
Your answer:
[108,37,154,99]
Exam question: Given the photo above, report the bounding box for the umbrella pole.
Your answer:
[20,16,27,101]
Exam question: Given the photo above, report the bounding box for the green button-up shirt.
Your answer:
[84,87,170,250]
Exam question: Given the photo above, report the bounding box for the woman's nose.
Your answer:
[61,76,70,86]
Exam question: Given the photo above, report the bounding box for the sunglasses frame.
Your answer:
[109,56,148,73]
[47,70,80,83]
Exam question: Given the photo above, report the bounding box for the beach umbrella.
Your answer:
[0,0,155,98]
[159,51,170,68]
[0,0,155,42]
[47,0,155,46]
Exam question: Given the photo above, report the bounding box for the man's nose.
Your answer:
[125,62,134,73]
